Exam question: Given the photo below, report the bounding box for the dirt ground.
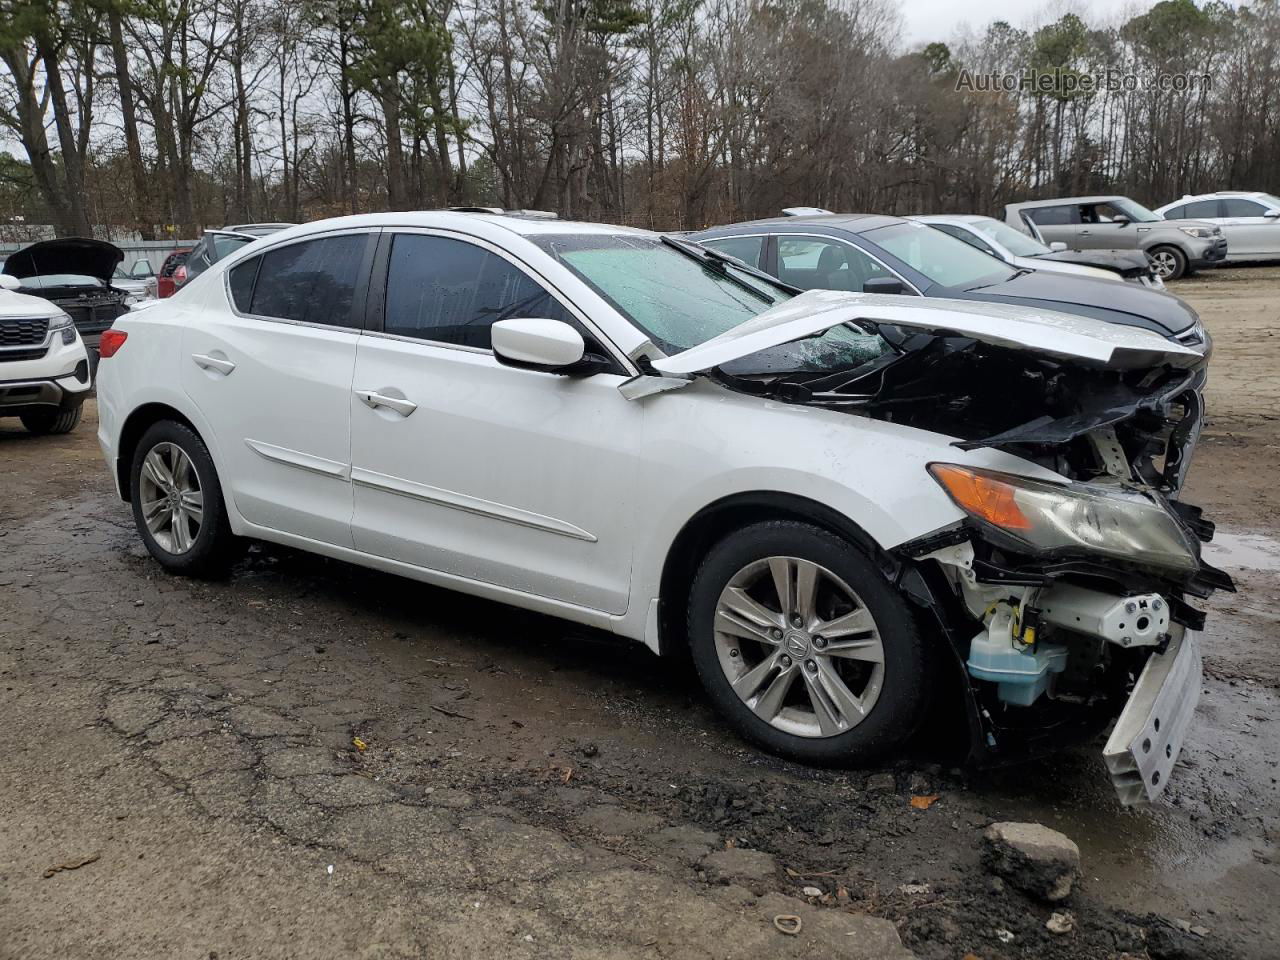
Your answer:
[2,267,1278,960]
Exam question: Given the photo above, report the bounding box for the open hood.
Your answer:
[651,290,1203,376]
[3,238,124,282]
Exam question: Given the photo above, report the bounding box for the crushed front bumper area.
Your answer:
[1104,626,1201,806]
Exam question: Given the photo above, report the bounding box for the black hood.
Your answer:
[958,270,1197,337]
[3,238,124,282]
[1033,248,1151,276]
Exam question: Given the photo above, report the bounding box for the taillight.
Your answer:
[173,265,187,285]
[99,329,128,358]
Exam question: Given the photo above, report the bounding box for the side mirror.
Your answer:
[1265,210,1280,219]
[862,277,904,295]
[1049,241,1068,252]
[1113,215,1131,226]
[0,274,20,291]
[492,318,608,376]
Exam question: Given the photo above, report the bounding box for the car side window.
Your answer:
[775,237,891,292]
[1179,200,1218,219]
[1162,204,1187,219]
[700,236,764,268]
[383,233,574,349]
[1221,198,1266,217]
[228,256,259,312]
[247,234,366,327]
[1027,206,1078,226]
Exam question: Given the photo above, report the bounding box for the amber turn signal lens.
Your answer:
[929,464,1033,531]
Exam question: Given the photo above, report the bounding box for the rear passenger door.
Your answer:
[181,229,377,547]
[1219,198,1280,258]
[347,230,643,614]
[1024,205,1081,247]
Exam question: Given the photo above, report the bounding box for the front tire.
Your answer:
[20,405,82,435]
[1147,245,1187,281]
[686,520,932,765]
[129,420,241,577]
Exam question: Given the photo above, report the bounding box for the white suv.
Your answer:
[94,212,1231,803]
[0,275,93,434]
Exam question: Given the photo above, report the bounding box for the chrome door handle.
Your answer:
[192,353,236,375]
[355,389,417,417]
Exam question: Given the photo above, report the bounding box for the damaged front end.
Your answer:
[649,290,1233,804]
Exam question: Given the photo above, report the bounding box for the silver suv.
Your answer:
[1004,195,1228,280]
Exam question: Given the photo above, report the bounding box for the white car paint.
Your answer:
[1154,191,1280,261]
[94,212,1143,655]
[910,215,1125,283]
[0,287,93,401]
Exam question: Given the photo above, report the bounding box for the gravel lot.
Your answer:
[2,267,1278,960]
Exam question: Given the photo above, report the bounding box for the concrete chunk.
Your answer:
[982,821,1081,902]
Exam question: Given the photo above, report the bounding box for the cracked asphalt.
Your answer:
[2,267,1279,960]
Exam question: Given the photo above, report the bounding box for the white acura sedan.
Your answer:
[95,211,1232,804]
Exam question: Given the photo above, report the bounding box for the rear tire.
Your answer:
[21,405,82,435]
[129,420,242,577]
[686,520,933,765]
[1147,245,1187,281]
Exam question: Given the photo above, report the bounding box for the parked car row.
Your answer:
[82,206,1236,806]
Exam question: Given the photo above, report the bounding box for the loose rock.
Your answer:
[867,773,896,793]
[982,821,1081,902]
[1046,911,1075,935]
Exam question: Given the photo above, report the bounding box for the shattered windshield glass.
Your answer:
[533,233,888,368]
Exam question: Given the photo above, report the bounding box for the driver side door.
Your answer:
[348,231,643,615]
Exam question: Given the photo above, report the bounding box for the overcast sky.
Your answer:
[896,0,1120,47]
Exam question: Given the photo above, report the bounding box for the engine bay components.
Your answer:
[1036,585,1169,648]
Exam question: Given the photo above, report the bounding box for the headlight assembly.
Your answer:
[47,312,77,344]
[1179,226,1213,239]
[929,464,1198,572]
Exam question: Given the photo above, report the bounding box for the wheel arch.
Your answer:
[655,491,894,657]
[115,402,204,502]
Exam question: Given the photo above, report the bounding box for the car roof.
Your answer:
[226,211,656,242]
[1161,191,1271,203]
[1008,196,1127,209]
[695,213,905,235]
[910,214,991,225]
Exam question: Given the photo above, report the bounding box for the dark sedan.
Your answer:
[690,213,1206,347]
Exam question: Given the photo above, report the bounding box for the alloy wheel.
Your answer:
[713,556,885,738]
[138,441,204,554]
[1148,250,1178,278]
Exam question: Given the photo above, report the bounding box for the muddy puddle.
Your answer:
[1203,528,1280,574]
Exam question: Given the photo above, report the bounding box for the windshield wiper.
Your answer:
[660,235,778,305]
